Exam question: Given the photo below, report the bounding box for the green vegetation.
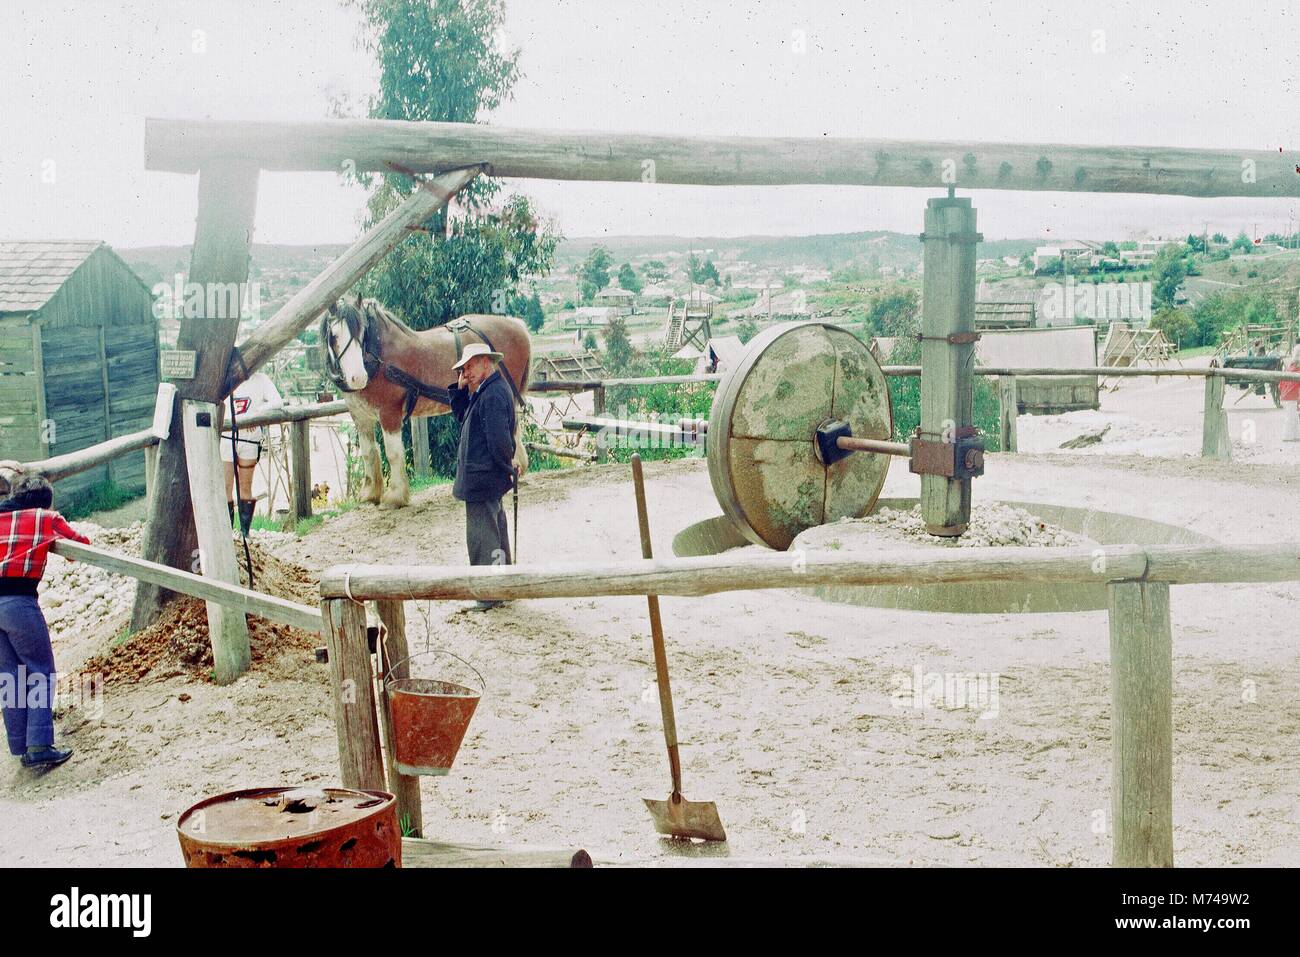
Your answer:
[885,333,1003,451]
[578,245,612,301]
[59,480,143,521]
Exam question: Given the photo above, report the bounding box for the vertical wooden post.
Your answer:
[410,417,432,479]
[143,444,159,506]
[1201,369,1230,460]
[593,386,608,463]
[321,598,386,791]
[919,193,980,535]
[132,162,259,632]
[375,599,423,837]
[1108,580,1174,867]
[289,419,313,522]
[998,375,1019,452]
[181,399,251,683]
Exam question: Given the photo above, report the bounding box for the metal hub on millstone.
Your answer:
[707,321,894,550]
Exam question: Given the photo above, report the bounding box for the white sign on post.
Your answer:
[160,350,198,380]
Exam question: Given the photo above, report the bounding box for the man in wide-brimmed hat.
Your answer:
[447,343,518,609]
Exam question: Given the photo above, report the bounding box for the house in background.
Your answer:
[0,241,159,499]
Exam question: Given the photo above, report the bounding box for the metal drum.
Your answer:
[176,786,400,868]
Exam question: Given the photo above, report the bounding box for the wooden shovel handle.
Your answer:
[631,454,683,796]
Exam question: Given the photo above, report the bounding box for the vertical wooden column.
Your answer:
[181,400,251,683]
[410,417,432,479]
[592,386,608,463]
[1108,580,1174,867]
[132,162,260,632]
[919,194,980,535]
[289,419,313,522]
[322,598,386,791]
[375,599,423,836]
[998,375,1019,452]
[1201,367,1230,460]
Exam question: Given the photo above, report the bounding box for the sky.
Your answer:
[2,0,1299,248]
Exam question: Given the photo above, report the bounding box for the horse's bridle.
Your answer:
[322,304,381,394]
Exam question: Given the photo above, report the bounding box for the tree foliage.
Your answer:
[579,245,612,301]
[865,284,921,337]
[617,262,642,294]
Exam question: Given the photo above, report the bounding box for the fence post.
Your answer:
[1201,367,1230,460]
[410,416,432,479]
[321,597,386,791]
[1108,579,1174,867]
[289,419,313,522]
[181,399,251,684]
[998,375,1019,452]
[374,599,423,837]
[143,444,159,506]
[592,386,608,463]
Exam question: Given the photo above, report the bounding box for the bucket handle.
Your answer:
[383,649,485,695]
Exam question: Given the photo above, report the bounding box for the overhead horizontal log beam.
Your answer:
[146,118,1300,198]
[226,166,482,394]
[319,542,1300,602]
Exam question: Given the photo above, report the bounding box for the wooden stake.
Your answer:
[1108,580,1174,867]
[181,399,251,683]
[289,419,313,522]
[998,375,1019,452]
[1201,370,1230,460]
[919,194,979,535]
[375,600,423,837]
[410,417,432,479]
[592,386,607,463]
[321,598,386,791]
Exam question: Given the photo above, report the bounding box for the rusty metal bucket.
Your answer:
[176,786,400,868]
[385,651,483,776]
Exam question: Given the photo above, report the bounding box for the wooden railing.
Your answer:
[316,541,1300,867]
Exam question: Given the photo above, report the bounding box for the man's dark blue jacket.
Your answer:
[448,370,517,503]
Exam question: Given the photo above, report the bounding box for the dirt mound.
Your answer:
[81,544,319,685]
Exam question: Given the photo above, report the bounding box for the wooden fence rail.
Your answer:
[317,539,1300,867]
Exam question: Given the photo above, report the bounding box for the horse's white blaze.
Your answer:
[328,316,369,390]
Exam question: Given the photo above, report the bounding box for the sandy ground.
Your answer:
[2,392,1299,866]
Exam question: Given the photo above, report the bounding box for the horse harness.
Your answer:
[325,310,524,421]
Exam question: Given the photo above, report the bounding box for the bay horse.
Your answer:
[321,297,531,508]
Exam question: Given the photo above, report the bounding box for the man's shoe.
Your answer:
[21,746,72,769]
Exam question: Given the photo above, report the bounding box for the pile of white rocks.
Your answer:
[845,503,1083,549]
[39,520,297,643]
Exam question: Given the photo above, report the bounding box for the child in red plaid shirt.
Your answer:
[0,471,88,769]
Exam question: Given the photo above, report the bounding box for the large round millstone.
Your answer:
[707,321,893,549]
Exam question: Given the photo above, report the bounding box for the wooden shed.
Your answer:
[0,241,159,497]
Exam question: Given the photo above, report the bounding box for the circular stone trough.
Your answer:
[671,497,1213,614]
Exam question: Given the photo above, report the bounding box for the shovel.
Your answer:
[630,454,726,842]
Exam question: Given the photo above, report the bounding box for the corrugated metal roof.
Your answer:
[0,240,103,314]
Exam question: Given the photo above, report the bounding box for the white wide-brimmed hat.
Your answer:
[452,342,504,370]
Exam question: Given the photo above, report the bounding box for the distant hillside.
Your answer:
[119,243,351,287]
[554,231,1044,271]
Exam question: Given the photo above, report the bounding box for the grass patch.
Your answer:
[59,480,144,521]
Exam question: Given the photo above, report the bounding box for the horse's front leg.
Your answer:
[379,427,410,508]
[353,417,384,504]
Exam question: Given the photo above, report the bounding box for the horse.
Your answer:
[320,297,532,508]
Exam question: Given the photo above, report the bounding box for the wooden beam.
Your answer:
[145,119,1300,199]
[1108,580,1174,867]
[226,167,481,393]
[918,195,978,536]
[52,539,322,633]
[288,419,313,523]
[1201,370,1231,460]
[998,375,1019,452]
[181,399,251,683]
[173,163,260,402]
[321,598,386,792]
[25,428,157,481]
[319,542,1300,602]
[375,600,423,837]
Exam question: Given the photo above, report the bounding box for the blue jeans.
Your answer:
[0,594,56,754]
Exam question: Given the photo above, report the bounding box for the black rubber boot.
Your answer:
[237,500,256,536]
[227,501,235,527]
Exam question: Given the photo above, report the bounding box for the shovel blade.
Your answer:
[643,794,727,843]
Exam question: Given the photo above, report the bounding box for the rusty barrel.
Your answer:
[177,787,400,868]
[385,651,483,776]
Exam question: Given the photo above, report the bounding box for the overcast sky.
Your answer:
[3,0,1299,248]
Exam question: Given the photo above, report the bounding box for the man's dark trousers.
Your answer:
[449,370,517,567]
